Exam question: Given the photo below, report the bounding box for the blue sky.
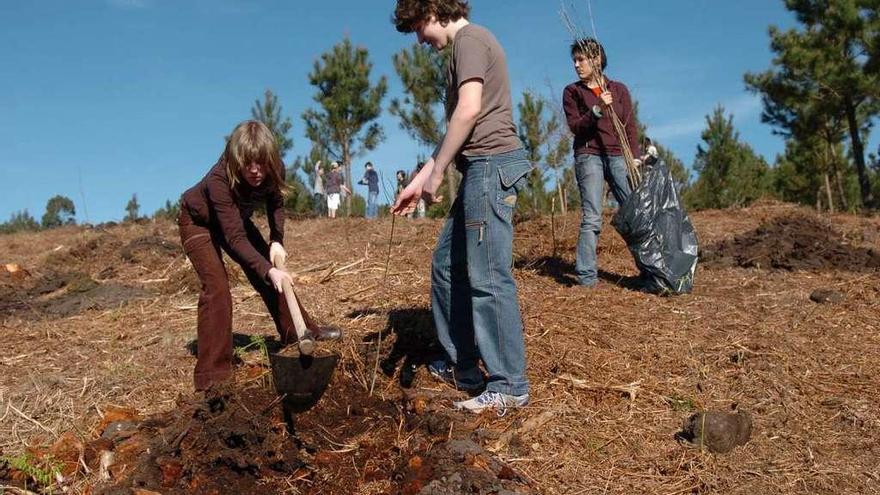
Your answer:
[0,0,863,223]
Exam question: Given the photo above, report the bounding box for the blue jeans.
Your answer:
[431,148,532,396]
[366,190,378,219]
[574,154,632,286]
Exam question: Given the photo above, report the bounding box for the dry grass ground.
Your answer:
[0,201,878,494]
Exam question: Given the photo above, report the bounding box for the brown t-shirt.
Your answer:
[445,23,521,156]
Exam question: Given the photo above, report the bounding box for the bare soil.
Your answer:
[701,211,880,272]
[1,201,878,494]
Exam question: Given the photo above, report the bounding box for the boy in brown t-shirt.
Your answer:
[391,0,532,415]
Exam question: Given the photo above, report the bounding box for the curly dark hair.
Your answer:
[571,38,607,70]
[392,0,470,33]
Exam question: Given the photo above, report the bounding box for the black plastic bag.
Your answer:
[611,160,698,295]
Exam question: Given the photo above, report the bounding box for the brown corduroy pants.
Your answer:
[178,207,316,390]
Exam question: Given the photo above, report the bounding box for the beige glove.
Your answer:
[267,267,293,293]
[269,242,287,267]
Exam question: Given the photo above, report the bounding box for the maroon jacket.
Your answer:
[180,161,285,280]
[562,79,640,158]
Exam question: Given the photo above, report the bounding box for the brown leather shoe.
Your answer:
[309,325,342,341]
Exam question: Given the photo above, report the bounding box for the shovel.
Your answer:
[272,253,315,355]
[269,254,339,413]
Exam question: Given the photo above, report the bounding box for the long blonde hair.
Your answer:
[222,120,288,196]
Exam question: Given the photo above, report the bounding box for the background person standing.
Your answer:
[562,37,640,287]
[358,161,380,219]
[312,162,326,217]
[325,161,351,218]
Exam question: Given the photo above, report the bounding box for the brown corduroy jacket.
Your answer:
[180,161,285,280]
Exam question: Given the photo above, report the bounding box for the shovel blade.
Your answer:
[269,351,339,413]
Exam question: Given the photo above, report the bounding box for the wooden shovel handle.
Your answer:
[272,254,315,355]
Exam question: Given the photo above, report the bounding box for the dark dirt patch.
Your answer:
[120,235,182,267]
[35,271,100,296]
[405,439,532,495]
[42,282,149,317]
[0,271,148,318]
[89,364,534,495]
[41,231,186,288]
[701,213,880,272]
[45,234,124,270]
[98,383,302,495]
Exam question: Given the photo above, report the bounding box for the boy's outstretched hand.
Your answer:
[392,173,445,215]
[392,158,444,216]
[420,170,445,206]
[392,181,422,216]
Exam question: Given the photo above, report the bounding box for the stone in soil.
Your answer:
[677,410,753,454]
[810,288,845,304]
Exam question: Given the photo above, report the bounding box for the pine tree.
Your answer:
[302,37,387,212]
[745,0,879,208]
[124,194,141,222]
[389,44,447,145]
[772,109,860,210]
[686,106,770,209]
[542,89,578,215]
[0,210,40,234]
[545,130,572,215]
[153,199,180,221]
[278,155,314,216]
[251,89,294,159]
[516,91,556,215]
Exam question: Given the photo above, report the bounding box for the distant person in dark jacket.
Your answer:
[562,37,640,287]
[358,161,380,219]
[178,120,340,390]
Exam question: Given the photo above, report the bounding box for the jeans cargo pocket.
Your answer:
[497,158,533,190]
[494,158,532,223]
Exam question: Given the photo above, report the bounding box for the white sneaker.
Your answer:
[453,390,529,416]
